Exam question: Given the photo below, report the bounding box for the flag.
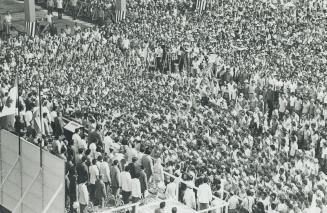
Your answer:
[0,78,18,117]
[196,0,207,12]
[115,0,126,22]
[25,0,36,37]
[25,21,36,37]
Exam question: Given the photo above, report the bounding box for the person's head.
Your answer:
[171,207,177,213]
[78,148,84,154]
[75,128,80,134]
[203,177,208,184]
[97,155,103,162]
[160,202,166,209]
[81,156,87,163]
[145,147,151,155]
[113,160,119,166]
[85,149,91,156]
[92,159,97,165]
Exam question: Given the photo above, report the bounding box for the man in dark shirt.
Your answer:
[76,156,89,184]
[88,124,102,145]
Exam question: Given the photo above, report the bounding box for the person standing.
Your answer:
[47,0,54,15]
[120,166,132,205]
[70,0,78,20]
[57,0,63,19]
[183,184,196,209]
[53,111,64,138]
[89,159,99,203]
[131,173,142,213]
[77,180,89,213]
[139,165,148,197]
[94,174,106,208]
[110,160,121,197]
[3,11,12,35]
[141,148,153,181]
[165,177,178,201]
[241,190,255,213]
[99,156,111,191]
[197,177,213,211]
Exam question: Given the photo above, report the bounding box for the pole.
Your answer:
[38,68,45,211]
[38,69,43,167]
[16,71,24,213]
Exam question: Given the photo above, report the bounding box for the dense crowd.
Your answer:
[1,0,327,212]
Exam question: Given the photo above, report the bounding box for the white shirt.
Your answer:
[131,178,142,198]
[103,135,113,154]
[165,182,178,200]
[183,188,196,209]
[78,183,89,205]
[25,110,33,126]
[72,133,82,148]
[57,0,63,8]
[46,14,53,23]
[89,165,99,184]
[99,161,111,183]
[120,171,132,192]
[228,195,240,209]
[127,147,138,163]
[198,183,213,204]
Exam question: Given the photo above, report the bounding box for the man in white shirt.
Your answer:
[183,184,196,209]
[57,0,63,19]
[131,173,142,213]
[78,180,89,213]
[121,166,132,204]
[89,159,99,203]
[103,132,113,155]
[99,156,111,191]
[72,128,82,148]
[165,177,178,201]
[228,191,240,213]
[197,178,213,210]
[127,143,138,163]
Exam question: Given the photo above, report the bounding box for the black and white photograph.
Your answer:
[0,0,327,212]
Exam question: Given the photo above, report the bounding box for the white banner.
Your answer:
[0,79,18,118]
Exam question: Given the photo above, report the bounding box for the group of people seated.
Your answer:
[1,0,327,212]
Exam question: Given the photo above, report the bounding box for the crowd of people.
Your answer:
[1,0,327,212]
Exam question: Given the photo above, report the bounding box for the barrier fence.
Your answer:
[0,130,65,213]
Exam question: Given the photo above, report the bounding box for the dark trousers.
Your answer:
[58,8,63,19]
[72,6,77,20]
[200,203,209,211]
[48,6,53,14]
[132,197,140,213]
[89,184,96,202]
[80,204,87,213]
[122,190,131,205]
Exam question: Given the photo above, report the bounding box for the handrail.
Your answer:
[197,204,228,213]
[101,201,140,213]
[0,157,20,189]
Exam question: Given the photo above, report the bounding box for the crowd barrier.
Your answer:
[0,130,65,213]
